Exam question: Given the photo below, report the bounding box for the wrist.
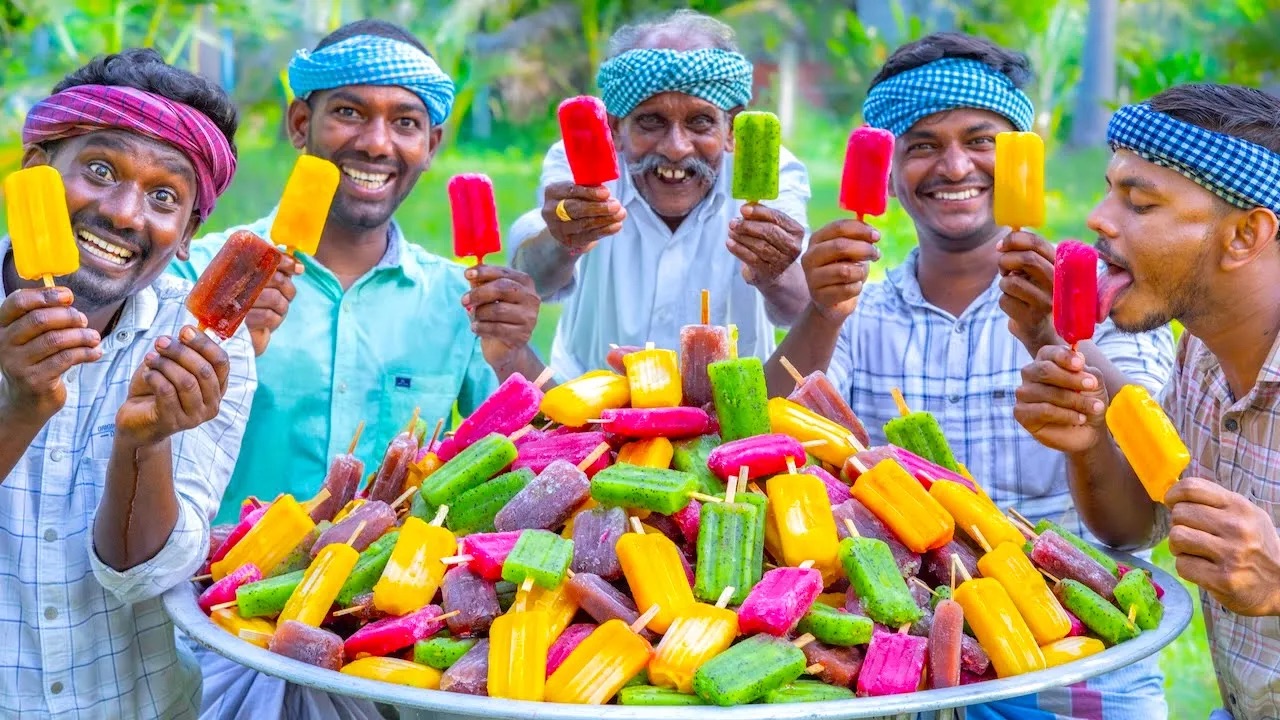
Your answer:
[804,301,851,328]
[0,390,56,428]
[112,428,168,455]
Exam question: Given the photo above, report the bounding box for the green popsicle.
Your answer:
[883,412,960,472]
[672,434,725,496]
[414,636,478,669]
[447,468,534,535]
[762,680,856,703]
[1113,570,1163,631]
[590,464,697,515]
[692,634,806,706]
[737,491,768,586]
[795,602,873,646]
[731,111,781,202]
[419,433,517,506]
[501,529,573,589]
[335,530,400,606]
[839,536,922,627]
[235,569,306,618]
[618,686,709,706]
[708,358,771,442]
[1054,579,1139,645]
[694,500,757,605]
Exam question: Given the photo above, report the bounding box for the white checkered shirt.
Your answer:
[0,239,256,719]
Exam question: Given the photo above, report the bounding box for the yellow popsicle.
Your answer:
[4,165,79,286]
[993,132,1044,230]
[270,155,340,256]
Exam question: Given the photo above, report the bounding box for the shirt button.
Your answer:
[44,606,57,621]
[954,323,965,333]
[65,368,78,384]
[49,449,64,462]
[44,529,57,542]
[1225,418,1239,432]
[948,394,961,404]
[116,331,128,342]
[338,382,348,394]
[50,682,63,695]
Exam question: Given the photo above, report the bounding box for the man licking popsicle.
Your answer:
[762,31,1175,719]
[1015,83,1280,720]
[0,48,255,719]
[509,9,812,378]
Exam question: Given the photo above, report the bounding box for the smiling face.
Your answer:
[24,129,199,308]
[288,85,442,232]
[891,107,1012,251]
[612,92,731,222]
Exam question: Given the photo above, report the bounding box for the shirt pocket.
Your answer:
[378,373,458,441]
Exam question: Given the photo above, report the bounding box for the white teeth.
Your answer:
[342,166,390,189]
[934,188,981,201]
[656,167,688,181]
[77,231,132,265]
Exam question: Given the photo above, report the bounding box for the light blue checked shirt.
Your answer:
[0,238,257,719]
[828,248,1175,720]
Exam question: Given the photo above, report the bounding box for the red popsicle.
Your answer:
[839,125,895,220]
[1053,240,1099,349]
[558,96,619,187]
[186,230,282,340]
[448,173,501,264]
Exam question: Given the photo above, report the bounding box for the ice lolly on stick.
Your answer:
[650,587,740,694]
[763,679,855,704]
[1028,517,1120,576]
[1105,384,1191,503]
[415,635,478,670]
[565,571,646,632]
[624,344,682,408]
[268,620,344,670]
[694,494,757,605]
[371,511,457,616]
[233,569,304,618]
[487,608,551,701]
[512,431,613,478]
[929,598,965,689]
[557,95,619,187]
[618,686,708,706]
[1054,240,1099,349]
[993,131,1045,230]
[4,165,79,287]
[692,634,806,706]
[857,628,928,696]
[211,495,315,581]
[440,639,490,695]
[570,506,627,580]
[448,173,501,264]
[341,657,442,689]
[441,565,501,637]
[545,609,658,704]
[780,359,871,447]
[186,229,283,339]
[766,397,858,468]
[1040,636,1106,668]
[211,608,275,648]
[838,523,923,628]
[616,437,675,468]
[344,604,451,657]
[732,111,782,203]
[708,357,771,441]
[270,154,340,257]
[277,520,366,627]
[794,600,874,647]
[672,434,726,496]
[883,388,961,472]
[605,345,644,374]
[515,578,580,643]
[706,434,806,482]
[930,479,1026,550]
[618,518,695,633]
[953,558,1046,678]
[833,498,922,577]
[844,445,977,492]
[589,464,699,515]
[1053,579,1139,645]
[978,541,1072,645]
[442,373,544,461]
[800,643,864,688]
[455,531,524,582]
[597,407,712,439]
[500,529,573,590]
[309,425,366,523]
[198,563,262,613]
[419,433,518,508]
[852,458,955,553]
[335,531,401,607]
[546,623,597,677]
[680,316,730,408]
[310,500,395,557]
[494,458,593,532]
[737,565,824,637]
[446,468,534,536]
[1111,569,1163,631]
[1030,529,1118,599]
[839,124,896,220]
[766,474,843,583]
[540,370,631,427]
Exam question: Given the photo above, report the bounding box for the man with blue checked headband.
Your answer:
[174,21,546,719]
[764,32,1174,719]
[1017,83,1280,720]
[510,9,811,378]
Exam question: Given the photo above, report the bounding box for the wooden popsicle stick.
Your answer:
[701,289,711,325]
[430,505,450,527]
[1039,568,1061,585]
[737,466,749,492]
[533,366,556,389]
[847,434,868,454]
[909,576,940,597]
[629,516,646,534]
[779,356,806,386]
[192,573,213,583]
[792,633,816,649]
[738,471,749,496]
[347,421,366,455]
[798,560,816,569]
[748,482,764,496]
[724,476,738,504]
[799,439,827,448]
[1009,516,1039,541]
[1007,507,1035,529]
[805,663,826,675]
[516,579,534,612]
[406,407,421,434]
[41,274,54,289]
[970,525,993,554]
[238,628,274,642]
[210,600,238,612]
[950,554,958,593]
[785,457,798,475]
[890,387,911,417]
[715,586,735,609]
[344,520,368,547]
[842,518,861,538]
[332,604,366,617]
[439,554,474,566]
[565,568,576,579]
[444,430,456,438]
[897,623,910,635]
[309,487,332,509]
[689,492,725,505]
[520,577,534,593]
[508,425,535,442]
[390,487,416,511]
[577,442,611,471]
[952,554,973,583]
[540,419,556,431]
[631,604,661,634]
[426,419,445,450]
[435,610,462,623]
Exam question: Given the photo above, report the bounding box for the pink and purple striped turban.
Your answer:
[22,84,236,221]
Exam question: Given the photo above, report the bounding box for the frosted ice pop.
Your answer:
[618,686,708,706]
[857,629,927,696]
[802,643,864,688]
[199,563,262,613]
[692,634,806,706]
[650,590,740,694]
[540,370,630,427]
[335,530,400,607]
[545,614,656,704]
[512,431,612,477]
[839,125,895,219]
[1053,579,1138,645]
[732,111,782,203]
[341,657,442,689]
[210,608,274,649]
[501,529,573,590]
[979,541,1072,645]
[344,604,449,657]
[310,426,366,523]
[930,479,1026,550]
[695,498,757,605]
[783,366,871,448]
[571,506,627,580]
[1054,240,1099,348]
[767,473,843,583]
[441,566,501,637]
[1040,636,1106,668]
[494,458,591,532]
[795,602,873,647]
[618,519,695,633]
[565,572,646,630]
[4,165,78,286]
[617,437,674,468]
[546,623,596,677]
[415,636,478,670]
[1113,568,1163,631]
[767,397,858,468]
[624,345,682,408]
[488,608,550,701]
[590,464,698,515]
[708,357,771,441]
[440,639,490,695]
[954,576,1046,678]
[186,229,282,340]
[269,620,343,671]
[446,468,534,535]
[883,390,960,472]
[707,434,806,481]
[838,534,922,628]
[270,154,340,256]
[371,513,457,616]
[233,569,303,618]
[443,373,544,461]
[738,565,823,636]
[672,435,726,496]
[1032,518,1120,576]
[993,131,1045,230]
[833,498,922,577]
[456,531,523,582]
[514,579,580,643]
[211,495,315,581]
[1105,384,1191,503]
[852,458,955,553]
[448,173,501,263]
[763,680,855,704]
[558,96,619,186]
[420,433,518,507]
[681,322,730,408]
[277,524,363,627]
[599,407,712,439]
[310,500,395,557]
[1030,529,1118,599]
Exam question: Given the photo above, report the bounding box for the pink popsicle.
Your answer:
[706,434,806,481]
[839,125,895,219]
[343,604,449,658]
[737,566,823,636]
[441,373,544,461]
[511,432,613,477]
[457,531,524,582]
[198,563,262,612]
[558,96,619,187]
[1054,240,1099,347]
[598,407,712,439]
[448,173,501,263]
[209,504,269,565]
[546,623,597,676]
[857,630,927,696]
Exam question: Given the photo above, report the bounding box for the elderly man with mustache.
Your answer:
[510,9,811,377]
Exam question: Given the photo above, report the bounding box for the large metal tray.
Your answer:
[165,549,1192,720]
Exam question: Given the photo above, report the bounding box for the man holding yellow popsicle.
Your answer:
[764,32,1174,719]
[0,49,255,719]
[1015,84,1280,720]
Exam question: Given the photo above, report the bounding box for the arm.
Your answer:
[764,305,845,396]
[463,265,551,386]
[731,151,813,326]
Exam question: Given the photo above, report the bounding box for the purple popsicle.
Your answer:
[270,620,344,671]
[570,506,627,580]
[310,501,396,558]
[440,639,489,695]
[441,566,500,637]
[493,459,590,532]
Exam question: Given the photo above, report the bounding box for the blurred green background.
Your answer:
[4,0,1274,715]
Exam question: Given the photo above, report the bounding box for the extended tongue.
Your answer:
[1096,269,1133,323]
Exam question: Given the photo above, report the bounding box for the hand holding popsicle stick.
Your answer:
[799,219,880,322]
[996,231,1059,354]
[0,287,101,419]
[1012,344,1110,455]
[115,325,231,448]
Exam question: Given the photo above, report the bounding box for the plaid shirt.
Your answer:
[1155,332,1280,719]
[0,240,256,718]
[828,248,1176,719]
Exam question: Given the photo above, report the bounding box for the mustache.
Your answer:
[917,175,991,195]
[627,153,717,181]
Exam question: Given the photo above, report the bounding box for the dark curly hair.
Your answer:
[1147,84,1280,154]
[315,19,429,54]
[870,31,1033,91]
[52,47,238,158]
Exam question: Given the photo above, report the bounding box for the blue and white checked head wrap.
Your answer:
[862,57,1034,137]
[288,35,455,126]
[1108,103,1280,213]
[596,48,754,118]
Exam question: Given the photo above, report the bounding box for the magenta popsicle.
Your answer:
[441,373,544,462]
[546,623,597,676]
[671,500,701,547]
[198,563,262,612]
[857,630,927,696]
[557,96,619,187]
[343,604,449,657]
[512,432,612,477]
[707,434,807,481]
[839,125,895,219]
[209,503,269,565]
[1054,240,1099,348]
[448,173,501,263]
[457,531,524,582]
[737,566,823,636]
[598,407,712,438]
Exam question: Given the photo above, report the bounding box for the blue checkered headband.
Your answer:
[1108,103,1280,213]
[596,48,753,118]
[862,57,1034,136]
[288,35,455,126]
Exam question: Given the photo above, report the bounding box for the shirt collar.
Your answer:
[614,153,730,226]
[288,217,417,288]
[886,246,1004,315]
[1192,326,1280,389]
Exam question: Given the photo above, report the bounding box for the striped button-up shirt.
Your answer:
[1156,332,1280,720]
[827,248,1176,719]
[0,239,256,719]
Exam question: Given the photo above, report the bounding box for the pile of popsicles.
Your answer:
[194,297,1168,706]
